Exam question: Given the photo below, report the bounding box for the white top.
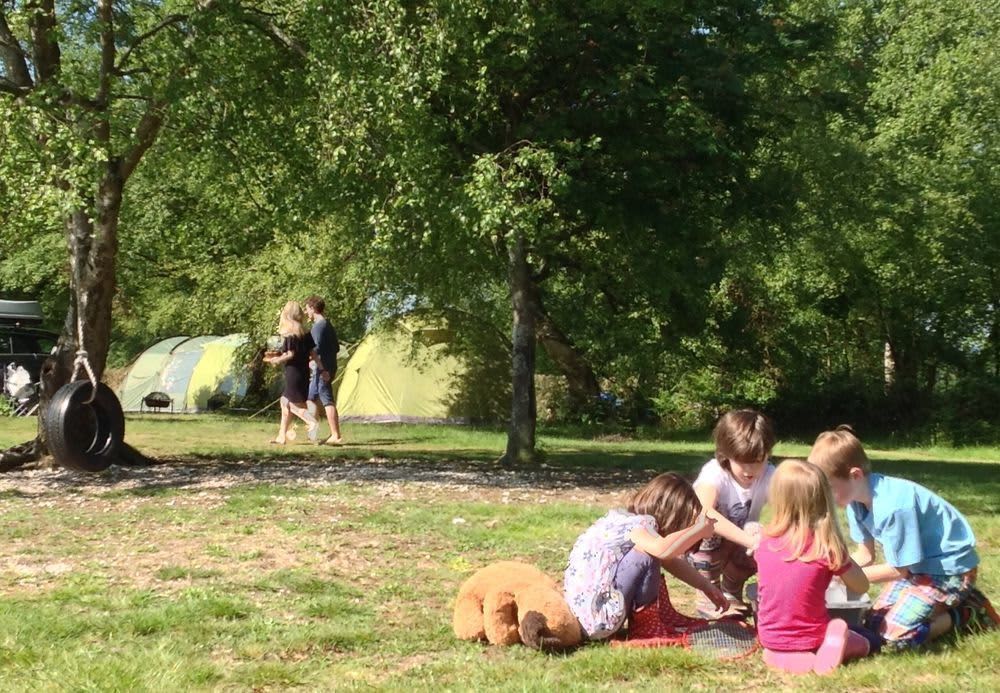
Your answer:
[694,458,775,528]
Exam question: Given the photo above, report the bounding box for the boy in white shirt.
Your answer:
[690,409,776,617]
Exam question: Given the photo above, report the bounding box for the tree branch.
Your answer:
[0,8,33,89]
[235,7,307,59]
[119,99,167,182]
[114,13,187,74]
[0,74,29,95]
[114,0,230,74]
[110,92,154,101]
[97,0,114,108]
[27,0,61,83]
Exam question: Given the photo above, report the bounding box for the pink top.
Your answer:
[756,534,849,651]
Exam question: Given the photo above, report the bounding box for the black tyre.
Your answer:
[45,381,125,472]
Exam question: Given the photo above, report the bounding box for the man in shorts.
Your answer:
[304,295,342,445]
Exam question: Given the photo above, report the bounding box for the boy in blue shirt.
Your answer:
[809,426,997,649]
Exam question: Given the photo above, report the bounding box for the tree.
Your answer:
[308,0,805,463]
[690,0,1000,434]
[0,0,304,468]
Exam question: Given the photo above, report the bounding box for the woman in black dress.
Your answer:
[263,301,320,444]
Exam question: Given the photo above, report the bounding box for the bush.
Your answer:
[769,375,884,437]
[932,376,1000,445]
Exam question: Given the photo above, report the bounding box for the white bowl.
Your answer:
[745,582,871,627]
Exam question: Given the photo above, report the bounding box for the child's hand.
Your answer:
[693,513,716,542]
[744,521,762,555]
[703,584,728,612]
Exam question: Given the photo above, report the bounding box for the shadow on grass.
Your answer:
[864,458,1000,516]
[2,444,996,517]
[0,452,701,499]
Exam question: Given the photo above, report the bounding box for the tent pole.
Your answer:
[248,397,281,419]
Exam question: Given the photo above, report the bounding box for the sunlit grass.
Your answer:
[0,416,997,689]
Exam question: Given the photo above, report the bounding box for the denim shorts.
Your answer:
[308,368,335,406]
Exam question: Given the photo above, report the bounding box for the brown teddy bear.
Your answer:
[452,560,584,650]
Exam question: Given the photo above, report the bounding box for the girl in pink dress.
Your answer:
[755,459,874,674]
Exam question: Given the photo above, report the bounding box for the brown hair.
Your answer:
[305,295,326,314]
[713,409,775,471]
[628,472,702,536]
[764,459,849,569]
[808,424,871,479]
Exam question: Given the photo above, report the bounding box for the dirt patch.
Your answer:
[592,433,635,443]
[0,455,640,505]
[0,457,642,603]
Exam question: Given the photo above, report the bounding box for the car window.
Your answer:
[36,336,57,354]
[10,334,42,354]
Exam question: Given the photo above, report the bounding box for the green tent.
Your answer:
[119,334,251,412]
[336,319,506,423]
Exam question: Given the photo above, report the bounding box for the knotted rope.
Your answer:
[71,311,98,404]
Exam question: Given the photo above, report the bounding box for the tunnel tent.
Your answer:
[119,334,251,412]
[118,336,191,411]
[183,334,252,410]
[156,336,219,409]
[336,317,506,423]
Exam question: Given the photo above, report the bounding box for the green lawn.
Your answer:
[0,416,997,691]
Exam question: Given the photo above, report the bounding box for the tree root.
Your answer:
[115,441,157,467]
[0,438,43,472]
[0,438,156,472]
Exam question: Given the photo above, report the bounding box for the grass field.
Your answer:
[0,416,997,691]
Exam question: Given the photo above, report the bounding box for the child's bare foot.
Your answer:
[268,438,286,445]
[322,435,343,446]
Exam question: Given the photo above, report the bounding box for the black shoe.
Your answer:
[959,588,1000,634]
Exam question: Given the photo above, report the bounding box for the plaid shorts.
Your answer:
[868,568,976,648]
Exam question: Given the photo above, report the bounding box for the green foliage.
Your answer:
[302,0,828,428]
[3,0,1000,435]
[661,0,1000,434]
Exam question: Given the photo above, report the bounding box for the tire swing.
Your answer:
[44,314,125,472]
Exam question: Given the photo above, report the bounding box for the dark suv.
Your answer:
[1,301,59,407]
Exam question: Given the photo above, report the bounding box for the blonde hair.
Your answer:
[764,459,849,569]
[628,472,702,537]
[713,409,775,471]
[277,301,306,338]
[808,425,871,480]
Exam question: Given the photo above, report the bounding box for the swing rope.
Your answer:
[71,311,99,404]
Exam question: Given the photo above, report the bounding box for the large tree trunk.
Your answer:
[44,188,120,399]
[0,167,131,470]
[536,310,600,413]
[502,233,537,466]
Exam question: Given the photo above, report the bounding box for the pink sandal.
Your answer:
[813,618,849,675]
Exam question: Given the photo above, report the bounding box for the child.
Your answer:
[756,459,873,674]
[564,472,726,641]
[689,409,776,616]
[808,426,994,650]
